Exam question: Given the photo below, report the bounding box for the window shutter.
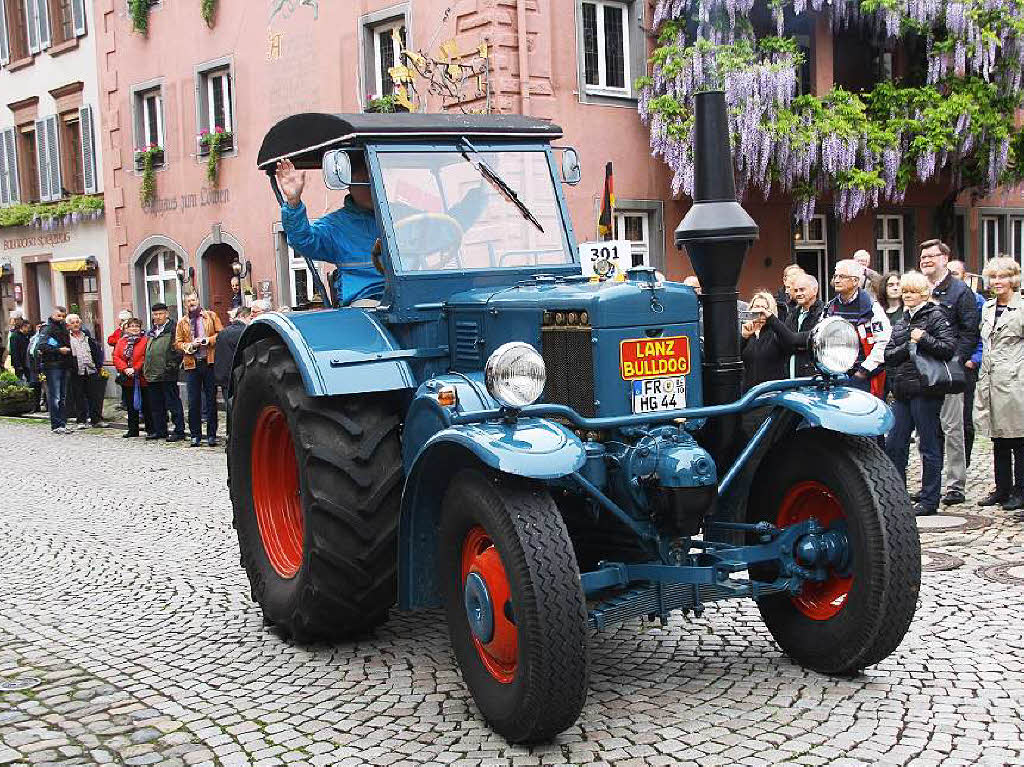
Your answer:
[0,2,10,66]
[80,106,97,194]
[35,0,50,49]
[36,119,51,201]
[72,0,86,36]
[3,129,18,203]
[46,115,61,198]
[0,134,9,205]
[25,0,40,54]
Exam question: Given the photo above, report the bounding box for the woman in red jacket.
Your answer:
[113,317,149,438]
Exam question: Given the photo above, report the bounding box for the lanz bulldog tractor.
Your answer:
[228,92,920,743]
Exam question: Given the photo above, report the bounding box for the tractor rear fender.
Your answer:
[398,419,586,610]
[230,309,417,397]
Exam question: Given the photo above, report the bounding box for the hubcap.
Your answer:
[461,526,518,683]
[251,406,303,578]
[777,481,853,620]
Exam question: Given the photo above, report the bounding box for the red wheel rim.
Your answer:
[461,526,518,683]
[251,405,304,579]
[777,480,852,621]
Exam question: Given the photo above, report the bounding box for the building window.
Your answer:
[371,19,406,97]
[143,248,182,320]
[17,124,39,202]
[581,0,630,96]
[793,214,829,296]
[133,87,164,167]
[1010,216,1024,269]
[982,215,1001,262]
[875,214,904,274]
[47,0,72,44]
[615,211,650,268]
[288,242,314,306]
[0,127,20,205]
[1,0,31,62]
[196,65,234,154]
[58,110,82,194]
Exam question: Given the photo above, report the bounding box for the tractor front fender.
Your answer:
[757,384,893,437]
[231,309,416,397]
[398,420,585,610]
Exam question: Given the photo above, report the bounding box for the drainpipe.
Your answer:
[516,0,531,115]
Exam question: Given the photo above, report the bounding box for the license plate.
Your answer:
[631,376,686,413]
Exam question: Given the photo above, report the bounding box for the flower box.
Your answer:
[198,133,234,156]
[134,149,164,171]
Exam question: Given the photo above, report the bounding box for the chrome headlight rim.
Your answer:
[810,316,860,377]
[484,342,547,408]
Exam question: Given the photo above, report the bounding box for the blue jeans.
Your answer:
[886,396,943,510]
[149,380,185,437]
[44,366,70,430]
[185,360,218,439]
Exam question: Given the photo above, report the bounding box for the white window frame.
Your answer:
[581,0,631,97]
[286,242,315,307]
[141,91,163,149]
[371,19,405,97]
[982,215,1001,263]
[876,214,904,274]
[205,69,232,133]
[143,249,182,319]
[793,214,829,296]
[1009,216,1024,269]
[615,210,651,268]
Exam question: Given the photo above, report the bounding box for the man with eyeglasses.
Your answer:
[918,240,979,506]
[825,259,891,396]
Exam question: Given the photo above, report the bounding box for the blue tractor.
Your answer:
[230,93,920,743]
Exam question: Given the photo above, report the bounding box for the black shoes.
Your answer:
[979,490,1010,507]
[166,434,185,443]
[145,433,164,441]
[1001,492,1024,511]
[122,431,139,439]
[913,502,938,517]
[941,490,966,506]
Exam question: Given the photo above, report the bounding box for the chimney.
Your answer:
[675,91,759,464]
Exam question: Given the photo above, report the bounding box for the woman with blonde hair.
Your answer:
[974,256,1024,510]
[740,290,786,391]
[882,271,957,516]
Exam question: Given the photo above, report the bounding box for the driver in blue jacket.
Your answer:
[276,155,383,306]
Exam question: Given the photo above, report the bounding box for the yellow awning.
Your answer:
[50,259,91,273]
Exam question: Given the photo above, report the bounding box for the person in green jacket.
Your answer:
[143,302,185,441]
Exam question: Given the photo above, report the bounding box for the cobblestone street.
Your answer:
[0,420,1022,767]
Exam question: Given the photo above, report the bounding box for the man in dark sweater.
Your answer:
[35,307,74,433]
[785,273,823,377]
[8,319,31,382]
[919,239,980,506]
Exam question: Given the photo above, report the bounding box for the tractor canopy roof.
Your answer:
[256,113,564,171]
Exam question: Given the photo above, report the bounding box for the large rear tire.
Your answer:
[438,468,590,743]
[228,338,402,641]
[747,429,920,674]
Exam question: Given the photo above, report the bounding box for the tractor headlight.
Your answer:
[810,317,860,376]
[485,342,547,408]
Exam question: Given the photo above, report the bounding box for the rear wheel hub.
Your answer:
[251,405,303,579]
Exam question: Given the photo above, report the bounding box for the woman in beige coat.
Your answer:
[974,257,1024,510]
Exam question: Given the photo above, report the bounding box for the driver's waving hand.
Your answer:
[276,155,384,306]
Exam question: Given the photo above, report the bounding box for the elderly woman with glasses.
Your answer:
[883,271,957,516]
[974,257,1024,511]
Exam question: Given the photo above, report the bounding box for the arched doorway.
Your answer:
[200,243,239,326]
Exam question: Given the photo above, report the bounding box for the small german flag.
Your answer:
[597,162,615,240]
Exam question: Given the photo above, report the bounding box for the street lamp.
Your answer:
[176,266,195,284]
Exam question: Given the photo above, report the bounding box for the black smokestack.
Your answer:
[675,91,758,464]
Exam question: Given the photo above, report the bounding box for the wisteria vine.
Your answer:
[641,0,1024,222]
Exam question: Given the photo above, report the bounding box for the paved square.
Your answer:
[0,421,1022,766]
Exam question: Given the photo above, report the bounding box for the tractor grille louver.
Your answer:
[454,320,482,367]
[541,316,595,417]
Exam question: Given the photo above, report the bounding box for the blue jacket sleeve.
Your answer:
[281,202,338,265]
[970,294,983,366]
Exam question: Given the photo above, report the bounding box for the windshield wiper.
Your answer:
[460,138,544,233]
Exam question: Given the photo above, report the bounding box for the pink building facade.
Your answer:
[93,0,1024,327]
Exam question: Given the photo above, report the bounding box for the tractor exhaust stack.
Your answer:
[675,91,759,464]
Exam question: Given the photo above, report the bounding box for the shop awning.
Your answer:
[50,259,92,273]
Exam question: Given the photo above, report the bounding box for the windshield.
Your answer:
[377,150,574,272]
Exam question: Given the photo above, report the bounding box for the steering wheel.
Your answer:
[393,212,464,270]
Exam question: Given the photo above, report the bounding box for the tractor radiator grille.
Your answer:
[541,322,595,418]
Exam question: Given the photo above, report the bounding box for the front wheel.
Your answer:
[748,429,921,675]
[438,469,590,743]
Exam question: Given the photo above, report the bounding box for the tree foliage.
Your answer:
[641,0,1024,222]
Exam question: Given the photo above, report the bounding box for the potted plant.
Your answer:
[198,127,234,186]
[365,94,409,114]
[135,144,163,206]
[0,371,36,416]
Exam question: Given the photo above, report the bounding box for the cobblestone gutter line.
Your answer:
[0,422,1022,766]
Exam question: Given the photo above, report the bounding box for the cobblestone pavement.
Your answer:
[1,420,1022,767]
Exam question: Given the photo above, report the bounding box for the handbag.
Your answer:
[910,345,966,395]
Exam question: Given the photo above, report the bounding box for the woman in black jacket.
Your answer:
[883,271,958,516]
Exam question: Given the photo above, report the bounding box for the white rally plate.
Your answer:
[631,376,686,414]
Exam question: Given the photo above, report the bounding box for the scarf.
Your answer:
[189,307,204,340]
[122,332,141,365]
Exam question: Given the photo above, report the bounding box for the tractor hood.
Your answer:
[445,274,698,329]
